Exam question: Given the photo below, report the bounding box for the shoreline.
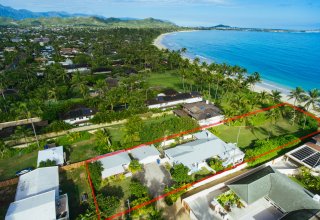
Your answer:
[153,31,320,116]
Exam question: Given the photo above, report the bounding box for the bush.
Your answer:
[38,159,57,167]
[246,135,299,166]
[207,158,224,172]
[88,161,104,190]
[170,164,192,184]
[44,121,74,133]
[128,160,143,174]
[96,194,120,218]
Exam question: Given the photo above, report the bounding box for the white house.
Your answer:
[98,151,131,179]
[164,130,245,174]
[146,91,202,109]
[60,106,96,126]
[130,145,161,164]
[37,146,64,167]
[5,167,69,220]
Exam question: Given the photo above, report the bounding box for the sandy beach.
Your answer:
[153,30,197,50]
[153,32,320,117]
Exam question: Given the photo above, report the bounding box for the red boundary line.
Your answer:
[84,102,320,220]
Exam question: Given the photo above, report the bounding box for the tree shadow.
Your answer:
[100,185,124,199]
[59,170,81,219]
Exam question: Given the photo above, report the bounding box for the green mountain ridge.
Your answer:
[0,16,177,28]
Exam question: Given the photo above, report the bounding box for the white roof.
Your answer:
[164,130,244,170]
[99,151,131,178]
[130,145,160,161]
[6,190,56,220]
[37,146,64,166]
[15,167,59,201]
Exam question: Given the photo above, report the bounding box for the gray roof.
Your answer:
[15,166,59,201]
[228,166,320,213]
[37,146,64,167]
[99,151,131,178]
[164,130,244,170]
[130,145,160,161]
[6,190,56,220]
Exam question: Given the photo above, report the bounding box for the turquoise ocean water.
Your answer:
[161,30,320,92]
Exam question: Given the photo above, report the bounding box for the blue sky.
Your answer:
[1,0,319,29]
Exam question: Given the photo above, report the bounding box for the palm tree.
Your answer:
[270,90,282,103]
[95,128,112,151]
[288,87,305,125]
[18,103,40,148]
[303,89,320,128]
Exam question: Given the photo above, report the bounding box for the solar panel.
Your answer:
[303,152,320,168]
[291,147,316,161]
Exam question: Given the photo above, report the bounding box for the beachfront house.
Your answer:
[164,130,244,174]
[98,151,131,179]
[37,146,65,167]
[129,145,161,165]
[146,89,202,109]
[174,101,224,126]
[5,167,69,220]
[182,166,320,220]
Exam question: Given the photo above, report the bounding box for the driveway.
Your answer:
[135,162,172,197]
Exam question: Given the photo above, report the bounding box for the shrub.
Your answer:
[88,161,104,190]
[128,160,143,174]
[38,159,57,167]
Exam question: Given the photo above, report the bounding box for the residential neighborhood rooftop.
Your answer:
[98,151,131,178]
[15,166,59,201]
[37,146,64,167]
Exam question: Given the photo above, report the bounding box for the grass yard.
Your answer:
[147,71,183,91]
[67,138,99,163]
[212,118,303,149]
[0,151,38,181]
[0,185,17,219]
[100,177,132,216]
[59,166,93,220]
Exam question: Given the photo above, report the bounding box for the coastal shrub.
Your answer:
[128,160,143,174]
[246,135,299,166]
[207,158,224,172]
[296,168,320,194]
[88,161,104,191]
[170,164,192,184]
[44,120,74,133]
[96,194,120,218]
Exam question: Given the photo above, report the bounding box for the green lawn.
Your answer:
[67,139,99,163]
[0,151,38,181]
[60,166,93,220]
[147,71,183,91]
[100,177,132,215]
[212,118,302,149]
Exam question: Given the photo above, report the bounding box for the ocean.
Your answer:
[161,30,320,92]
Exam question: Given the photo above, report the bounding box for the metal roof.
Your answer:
[164,130,244,170]
[99,151,131,178]
[130,145,160,161]
[15,166,59,201]
[6,190,56,220]
[37,146,64,167]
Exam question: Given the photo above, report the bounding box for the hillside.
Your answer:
[0,4,88,20]
[0,16,177,28]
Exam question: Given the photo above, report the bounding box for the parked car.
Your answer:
[15,167,33,176]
